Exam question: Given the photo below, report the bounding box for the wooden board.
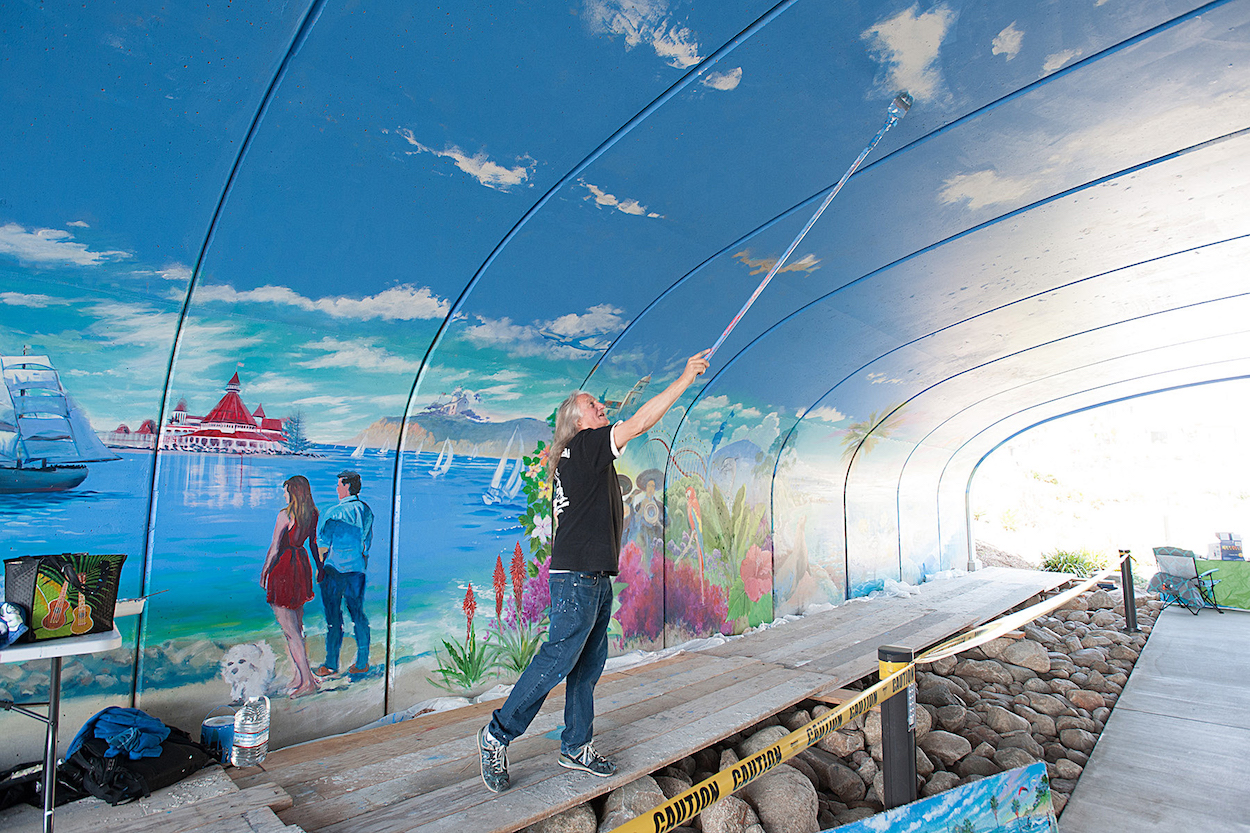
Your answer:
[257,653,827,833]
[223,568,1071,833]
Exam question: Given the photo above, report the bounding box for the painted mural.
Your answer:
[5,0,1245,765]
[827,762,1055,832]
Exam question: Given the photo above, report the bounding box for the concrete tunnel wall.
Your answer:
[3,0,1249,760]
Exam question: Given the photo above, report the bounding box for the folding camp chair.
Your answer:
[1148,546,1222,615]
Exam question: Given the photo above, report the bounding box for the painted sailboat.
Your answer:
[350,440,366,459]
[429,439,453,478]
[482,429,523,505]
[0,354,120,493]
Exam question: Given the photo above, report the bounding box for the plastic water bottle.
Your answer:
[231,695,270,766]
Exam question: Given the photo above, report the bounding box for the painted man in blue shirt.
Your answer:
[315,469,374,679]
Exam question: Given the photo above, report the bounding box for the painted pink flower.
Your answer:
[740,545,772,603]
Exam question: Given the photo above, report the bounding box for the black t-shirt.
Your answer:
[550,424,624,574]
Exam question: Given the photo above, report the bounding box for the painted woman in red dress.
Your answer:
[260,474,320,698]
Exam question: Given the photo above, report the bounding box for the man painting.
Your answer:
[315,469,374,680]
[478,350,710,792]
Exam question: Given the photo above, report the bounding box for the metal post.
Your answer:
[42,656,61,833]
[1119,549,1138,633]
[878,645,917,809]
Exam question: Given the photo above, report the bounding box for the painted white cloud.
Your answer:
[578,180,663,218]
[939,169,1037,210]
[867,371,904,385]
[0,222,131,266]
[67,220,90,228]
[861,3,956,102]
[462,303,628,358]
[805,406,847,424]
[1,291,72,308]
[992,22,1023,60]
[298,337,421,374]
[194,282,449,321]
[543,303,626,340]
[159,264,193,283]
[397,128,535,191]
[583,0,703,69]
[1043,48,1080,74]
[701,66,742,91]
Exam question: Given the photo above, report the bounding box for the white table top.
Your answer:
[0,627,122,663]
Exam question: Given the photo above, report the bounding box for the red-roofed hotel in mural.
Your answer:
[159,373,290,453]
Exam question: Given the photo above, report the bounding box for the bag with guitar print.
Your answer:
[3,552,125,642]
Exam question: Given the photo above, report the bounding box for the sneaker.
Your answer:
[558,742,616,777]
[478,727,509,793]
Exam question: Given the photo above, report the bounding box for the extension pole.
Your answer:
[707,92,913,359]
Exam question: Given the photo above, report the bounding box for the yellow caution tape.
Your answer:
[609,664,914,833]
[610,554,1128,833]
[916,556,1127,663]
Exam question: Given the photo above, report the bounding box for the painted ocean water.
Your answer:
[0,446,532,664]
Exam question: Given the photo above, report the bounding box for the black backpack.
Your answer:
[62,725,215,805]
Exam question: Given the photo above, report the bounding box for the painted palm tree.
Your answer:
[839,404,906,460]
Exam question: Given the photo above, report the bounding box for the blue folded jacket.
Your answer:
[66,706,172,760]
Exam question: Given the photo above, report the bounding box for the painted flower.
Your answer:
[493,556,506,621]
[740,545,772,603]
[531,514,552,543]
[463,584,477,642]
[510,543,526,618]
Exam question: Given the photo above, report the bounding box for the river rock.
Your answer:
[956,755,1000,778]
[526,803,597,833]
[1059,727,1097,753]
[817,729,864,758]
[999,730,1045,756]
[1001,639,1051,673]
[782,709,812,732]
[701,795,758,833]
[599,777,667,832]
[984,705,1031,735]
[1053,758,1084,780]
[1086,589,1116,609]
[740,765,819,833]
[918,730,972,766]
[922,771,961,796]
[936,704,968,732]
[739,725,789,758]
[802,749,867,803]
[1069,689,1106,711]
[954,659,1014,686]
[993,746,1039,770]
[655,776,691,799]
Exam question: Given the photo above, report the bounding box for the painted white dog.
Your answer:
[220,641,277,703]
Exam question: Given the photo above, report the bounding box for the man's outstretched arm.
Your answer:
[612,350,710,451]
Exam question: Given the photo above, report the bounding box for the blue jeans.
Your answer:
[319,567,369,671]
[488,571,613,755]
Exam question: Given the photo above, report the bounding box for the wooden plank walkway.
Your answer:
[224,567,1069,833]
[1059,606,1250,832]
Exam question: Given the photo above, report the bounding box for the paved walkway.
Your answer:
[1060,605,1250,832]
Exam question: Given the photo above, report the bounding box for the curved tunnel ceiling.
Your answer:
[5,1,1250,593]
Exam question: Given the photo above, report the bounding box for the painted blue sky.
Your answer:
[3,0,1247,445]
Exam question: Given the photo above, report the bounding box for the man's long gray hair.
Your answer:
[547,391,588,482]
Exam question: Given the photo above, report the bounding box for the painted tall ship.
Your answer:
[0,354,119,492]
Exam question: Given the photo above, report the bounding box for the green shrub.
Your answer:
[1041,548,1107,577]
